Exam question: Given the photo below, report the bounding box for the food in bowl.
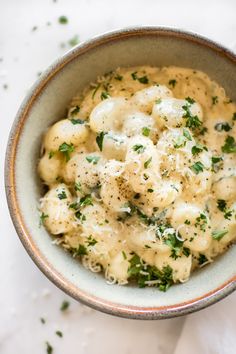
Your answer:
[38,65,236,291]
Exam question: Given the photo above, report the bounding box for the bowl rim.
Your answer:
[5,26,236,320]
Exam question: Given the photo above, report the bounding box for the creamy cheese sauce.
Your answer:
[38,66,236,290]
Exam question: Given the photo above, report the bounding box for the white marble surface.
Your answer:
[0,1,236,353]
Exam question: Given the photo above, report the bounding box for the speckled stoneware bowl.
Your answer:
[5,27,236,319]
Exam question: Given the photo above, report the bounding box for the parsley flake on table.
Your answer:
[58,15,68,24]
[46,342,53,354]
[60,300,70,311]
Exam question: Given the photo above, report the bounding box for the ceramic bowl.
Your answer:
[5,27,236,319]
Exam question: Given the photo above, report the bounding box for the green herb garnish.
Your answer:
[48,151,54,159]
[212,96,218,105]
[39,212,48,226]
[198,254,208,265]
[96,132,106,151]
[182,98,202,130]
[55,330,63,338]
[221,136,236,153]
[57,190,67,199]
[60,300,70,311]
[190,161,205,174]
[77,244,87,256]
[183,128,192,141]
[59,142,74,161]
[114,74,123,81]
[71,118,84,125]
[168,79,177,88]
[212,230,228,241]
[144,157,152,168]
[46,342,53,354]
[74,181,82,192]
[68,35,79,47]
[101,91,110,100]
[70,105,80,116]
[79,195,93,207]
[142,127,151,137]
[86,156,100,164]
[133,144,146,154]
[215,122,232,132]
[58,15,68,24]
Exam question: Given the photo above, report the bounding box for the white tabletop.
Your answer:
[1,1,236,353]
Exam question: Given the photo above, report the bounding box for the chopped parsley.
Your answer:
[58,142,74,161]
[198,254,208,265]
[142,126,151,137]
[70,105,80,116]
[46,342,53,354]
[87,236,97,247]
[55,330,63,338]
[92,83,101,99]
[182,98,202,130]
[183,128,192,141]
[58,15,68,24]
[212,230,228,241]
[133,144,146,154]
[101,91,110,100]
[217,199,227,212]
[138,76,149,84]
[190,161,205,174]
[96,132,106,151]
[40,317,46,324]
[79,195,93,207]
[74,181,82,192]
[173,135,186,148]
[70,118,84,125]
[57,190,67,199]
[164,233,184,260]
[221,136,236,153]
[114,74,123,81]
[214,122,232,132]
[128,254,173,291]
[211,156,223,172]
[68,35,79,47]
[86,155,100,164]
[147,188,154,193]
[191,144,207,156]
[184,219,191,225]
[48,151,54,159]
[168,79,177,88]
[131,72,149,84]
[76,244,87,256]
[39,212,48,226]
[232,112,236,121]
[195,213,208,232]
[122,251,127,260]
[60,300,70,311]
[144,157,152,168]
[198,126,208,136]
[212,96,218,105]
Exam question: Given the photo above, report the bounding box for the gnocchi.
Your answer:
[38,66,236,290]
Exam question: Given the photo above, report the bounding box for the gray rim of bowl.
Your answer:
[4,26,236,320]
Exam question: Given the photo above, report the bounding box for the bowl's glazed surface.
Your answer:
[5,27,236,319]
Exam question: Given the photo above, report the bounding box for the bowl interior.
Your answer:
[7,28,236,318]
